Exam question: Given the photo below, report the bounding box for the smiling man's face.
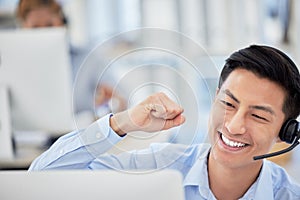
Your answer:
[208,68,286,169]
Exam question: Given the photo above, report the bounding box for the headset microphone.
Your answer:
[253,119,300,160]
[253,137,299,160]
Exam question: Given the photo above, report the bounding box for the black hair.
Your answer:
[218,45,300,119]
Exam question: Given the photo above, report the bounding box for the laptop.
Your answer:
[0,170,185,200]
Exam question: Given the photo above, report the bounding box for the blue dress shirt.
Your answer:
[29,114,300,200]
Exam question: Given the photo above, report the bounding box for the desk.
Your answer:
[0,132,52,170]
[0,145,45,170]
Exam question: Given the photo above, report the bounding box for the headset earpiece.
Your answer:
[254,119,300,160]
[279,119,299,144]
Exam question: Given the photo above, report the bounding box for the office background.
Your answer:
[0,0,300,183]
[1,0,299,56]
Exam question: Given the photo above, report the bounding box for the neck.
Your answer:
[207,154,262,200]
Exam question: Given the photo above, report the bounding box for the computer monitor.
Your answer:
[0,170,185,200]
[0,28,75,159]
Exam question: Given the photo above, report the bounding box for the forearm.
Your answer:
[29,114,123,170]
[29,92,185,171]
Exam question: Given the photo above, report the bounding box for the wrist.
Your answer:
[109,114,127,137]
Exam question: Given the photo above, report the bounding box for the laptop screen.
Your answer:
[0,170,184,200]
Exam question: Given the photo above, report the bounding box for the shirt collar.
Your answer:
[251,160,274,199]
[182,146,210,187]
[182,147,274,200]
[183,146,212,198]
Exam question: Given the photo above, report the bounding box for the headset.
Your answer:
[253,118,300,160]
[252,46,300,160]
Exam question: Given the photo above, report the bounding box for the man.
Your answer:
[29,45,300,199]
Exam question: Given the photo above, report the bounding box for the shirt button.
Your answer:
[96,133,102,139]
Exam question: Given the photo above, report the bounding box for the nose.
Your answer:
[224,110,247,135]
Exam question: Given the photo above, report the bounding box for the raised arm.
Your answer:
[29,92,185,171]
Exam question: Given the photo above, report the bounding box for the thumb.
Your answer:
[163,114,186,130]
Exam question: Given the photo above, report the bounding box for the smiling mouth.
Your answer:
[218,132,249,148]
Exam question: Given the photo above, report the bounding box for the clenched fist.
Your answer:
[109,92,186,136]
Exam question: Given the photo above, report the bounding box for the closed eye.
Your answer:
[252,114,269,122]
[221,100,235,108]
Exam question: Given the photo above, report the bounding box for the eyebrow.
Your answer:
[221,89,275,116]
[250,105,275,115]
[222,89,240,103]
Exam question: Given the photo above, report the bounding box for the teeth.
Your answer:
[221,134,246,148]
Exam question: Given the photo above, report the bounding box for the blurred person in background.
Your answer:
[16,0,66,28]
[15,0,127,120]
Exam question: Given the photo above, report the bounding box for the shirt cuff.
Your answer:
[78,113,124,157]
